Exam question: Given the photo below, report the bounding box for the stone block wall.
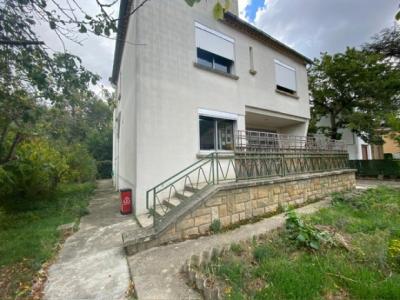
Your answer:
[160,170,356,243]
[124,170,356,255]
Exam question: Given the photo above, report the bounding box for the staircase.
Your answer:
[136,182,210,229]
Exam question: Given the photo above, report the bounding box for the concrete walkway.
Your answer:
[356,179,400,189]
[44,180,137,300]
[127,199,331,300]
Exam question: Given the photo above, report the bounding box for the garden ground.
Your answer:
[202,186,400,299]
[0,183,94,299]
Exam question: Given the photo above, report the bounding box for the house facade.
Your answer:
[111,0,313,216]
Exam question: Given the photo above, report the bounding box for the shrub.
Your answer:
[285,209,334,250]
[96,160,112,179]
[210,219,221,233]
[0,138,69,200]
[63,144,97,183]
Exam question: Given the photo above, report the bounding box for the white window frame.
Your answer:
[198,109,238,153]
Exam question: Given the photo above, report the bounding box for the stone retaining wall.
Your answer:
[160,170,356,243]
[124,170,356,255]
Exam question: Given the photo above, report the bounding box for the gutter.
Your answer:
[111,0,131,85]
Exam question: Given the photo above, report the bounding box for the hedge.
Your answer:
[96,160,112,179]
[349,160,400,178]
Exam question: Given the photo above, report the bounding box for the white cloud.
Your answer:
[238,0,252,19]
[252,0,399,59]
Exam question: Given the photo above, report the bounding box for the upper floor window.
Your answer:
[274,60,297,95]
[195,22,235,74]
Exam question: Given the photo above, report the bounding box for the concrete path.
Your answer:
[44,180,137,300]
[127,199,331,300]
[356,179,400,189]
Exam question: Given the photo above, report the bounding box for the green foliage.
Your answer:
[252,244,268,263]
[210,219,222,233]
[388,229,400,272]
[204,187,400,299]
[184,0,231,19]
[96,160,112,179]
[0,138,68,200]
[285,209,334,250]
[230,243,244,255]
[63,144,97,183]
[0,182,94,299]
[309,48,400,143]
[349,159,400,178]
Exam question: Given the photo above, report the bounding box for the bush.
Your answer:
[0,138,68,200]
[96,160,112,179]
[349,159,400,178]
[63,144,97,183]
[384,153,394,160]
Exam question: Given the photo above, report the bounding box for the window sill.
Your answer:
[197,151,235,159]
[275,89,299,99]
[193,62,239,80]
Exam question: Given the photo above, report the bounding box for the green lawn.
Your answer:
[0,183,94,299]
[204,186,400,300]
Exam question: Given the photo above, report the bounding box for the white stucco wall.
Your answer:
[317,115,372,160]
[114,0,311,214]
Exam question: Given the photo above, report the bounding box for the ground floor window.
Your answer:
[199,116,234,151]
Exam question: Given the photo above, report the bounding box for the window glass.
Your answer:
[199,116,215,150]
[199,116,234,151]
[197,48,213,69]
[214,55,231,74]
[217,119,234,150]
[197,48,233,74]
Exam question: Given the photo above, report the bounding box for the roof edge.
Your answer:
[223,12,313,65]
[111,0,131,85]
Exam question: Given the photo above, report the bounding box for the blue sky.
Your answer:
[242,0,265,22]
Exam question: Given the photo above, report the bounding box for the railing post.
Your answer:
[281,153,285,177]
[153,188,156,227]
[216,152,219,184]
[211,152,215,185]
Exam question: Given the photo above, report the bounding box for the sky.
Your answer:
[39,0,399,90]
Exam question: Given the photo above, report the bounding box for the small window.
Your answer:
[199,116,234,151]
[275,60,297,95]
[197,48,233,74]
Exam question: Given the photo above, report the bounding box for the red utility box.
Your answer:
[120,189,133,215]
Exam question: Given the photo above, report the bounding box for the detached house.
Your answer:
[112,0,315,217]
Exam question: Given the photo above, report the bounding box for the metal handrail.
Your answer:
[145,132,350,228]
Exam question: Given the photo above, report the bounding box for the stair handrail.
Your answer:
[146,152,215,211]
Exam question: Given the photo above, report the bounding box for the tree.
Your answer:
[364,25,400,67]
[309,48,400,144]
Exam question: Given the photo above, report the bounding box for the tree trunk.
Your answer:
[1,132,22,165]
[330,114,340,140]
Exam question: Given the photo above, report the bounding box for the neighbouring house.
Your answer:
[112,0,354,250]
[382,132,400,159]
[316,116,384,160]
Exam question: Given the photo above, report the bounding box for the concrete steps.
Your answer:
[135,184,207,228]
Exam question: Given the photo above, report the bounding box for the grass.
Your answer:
[0,182,94,299]
[203,186,400,300]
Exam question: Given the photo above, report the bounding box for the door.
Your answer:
[361,145,369,160]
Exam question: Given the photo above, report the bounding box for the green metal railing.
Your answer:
[145,150,349,228]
